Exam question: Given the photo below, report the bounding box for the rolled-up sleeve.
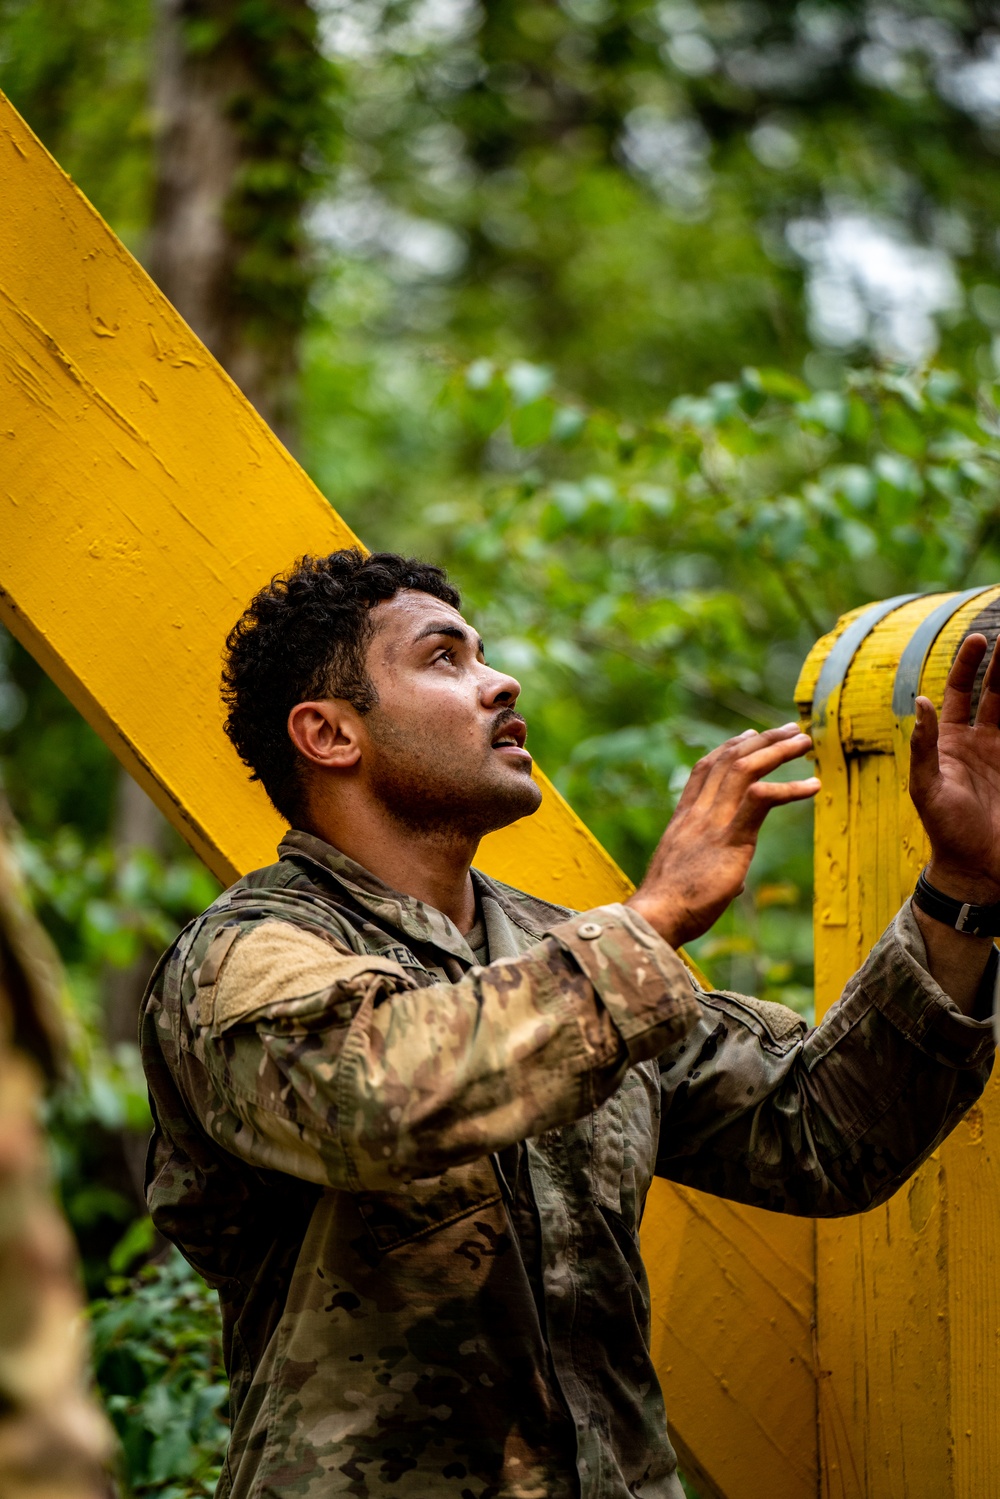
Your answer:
[179,907,702,1191]
[655,900,995,1216]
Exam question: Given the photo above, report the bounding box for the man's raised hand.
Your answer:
[910,632,1000,905]
[627,725,819,950]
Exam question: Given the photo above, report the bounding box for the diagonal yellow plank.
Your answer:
[0,92,816,1499]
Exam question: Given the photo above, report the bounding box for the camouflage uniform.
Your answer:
[140,829,995,1499]
[0,822,114,1499]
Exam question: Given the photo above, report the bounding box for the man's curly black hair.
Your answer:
[222,549,460,824]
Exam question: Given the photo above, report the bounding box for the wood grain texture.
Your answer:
[0,90,819,1499]
[643,1181,817,1499]
[798,592,1000,1497]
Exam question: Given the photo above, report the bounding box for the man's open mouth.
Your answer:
[491,717,529,752]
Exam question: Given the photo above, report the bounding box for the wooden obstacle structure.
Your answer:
[1,91,997,1497]
[797,589,1000,1498]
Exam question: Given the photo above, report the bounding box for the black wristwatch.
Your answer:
[912,868,1000,938]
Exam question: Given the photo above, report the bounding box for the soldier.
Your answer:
[142,549,998,1499]
[0,807,114,1498]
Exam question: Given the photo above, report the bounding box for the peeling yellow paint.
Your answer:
[0,90,817,1499]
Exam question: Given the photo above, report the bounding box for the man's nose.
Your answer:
[481,666,521,708]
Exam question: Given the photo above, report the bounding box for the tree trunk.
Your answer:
[104,774,168,1203]
[105,1,331,1142]
[148,0,329,452]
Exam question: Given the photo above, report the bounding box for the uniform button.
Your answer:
[577,922,603,939]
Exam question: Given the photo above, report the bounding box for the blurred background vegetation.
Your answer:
[5,0,1000,1491]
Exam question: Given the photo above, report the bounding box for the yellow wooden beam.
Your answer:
[0,92,817,1498]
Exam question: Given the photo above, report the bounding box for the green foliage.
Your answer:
[91,1248,229,1499]
[46,1041,151,1286]
[31,827,220,1290]
[0,788,220,1289]
[0,640,119,844]
[0,0,152,247]
[313,0,1000,421]
[17,829,219,976]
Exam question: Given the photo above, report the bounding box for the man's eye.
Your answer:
[435,649,455,664]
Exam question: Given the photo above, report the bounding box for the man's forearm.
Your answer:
[656,901,995,1217]
[912,902,995,1016]
[912,855,1000,1015]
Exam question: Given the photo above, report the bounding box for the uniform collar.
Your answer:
[278,829,537,966]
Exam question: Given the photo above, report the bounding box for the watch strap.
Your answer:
[913,868,1000,938]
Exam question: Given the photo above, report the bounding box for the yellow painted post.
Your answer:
[0,92,817,1499]
[797,588,1000,1497]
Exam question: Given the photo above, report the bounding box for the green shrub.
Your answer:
[90,1244,229,1499]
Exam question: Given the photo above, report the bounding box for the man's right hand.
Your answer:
[626,724,819,950]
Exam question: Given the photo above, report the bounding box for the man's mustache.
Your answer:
[488,708,527,743]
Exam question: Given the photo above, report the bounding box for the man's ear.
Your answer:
[287,700,363,771]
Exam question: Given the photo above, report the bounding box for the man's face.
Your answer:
[355,589,542,837]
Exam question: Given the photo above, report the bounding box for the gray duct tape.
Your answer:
[811,593,923,733]
[890,585,997,723]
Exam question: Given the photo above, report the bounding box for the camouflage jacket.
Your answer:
[140,830,995,1499]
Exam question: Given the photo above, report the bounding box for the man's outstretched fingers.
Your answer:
[974,636,1000,729]
[701,725,811,799]
[752,777,822,804]
[677,732,754,805]
[696,729,771,796]
[909,696,940,804]
[733,775,820,833]
[706,733,813,820]
[940,634,988,725]
[729,732,813,785]
[732,722,808,755]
